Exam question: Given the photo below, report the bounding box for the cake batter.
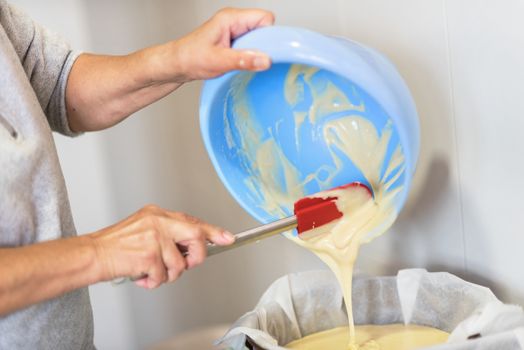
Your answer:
[286,324,449,350]
[226,64,444,349]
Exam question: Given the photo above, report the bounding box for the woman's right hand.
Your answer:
[89,205,234,289]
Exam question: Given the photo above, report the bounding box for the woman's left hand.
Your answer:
[149,8,275,84]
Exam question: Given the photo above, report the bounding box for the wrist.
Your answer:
[85,232,113,283]
[135,40,188,86]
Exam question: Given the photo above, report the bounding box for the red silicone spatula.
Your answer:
[117,182,373,283]
[206,182,372,256]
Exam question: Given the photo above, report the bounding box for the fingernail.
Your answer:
[222,231,235,243]
[253,55,271,70]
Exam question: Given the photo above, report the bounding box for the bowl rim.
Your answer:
[199,26,420,223]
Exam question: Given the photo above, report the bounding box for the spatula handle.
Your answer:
[206,215,297,256]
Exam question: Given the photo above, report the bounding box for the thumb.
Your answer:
[215,48,271,73]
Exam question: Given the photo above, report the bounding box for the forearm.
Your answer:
[65,8,274,132]
[0,235,101,315]
[66,43,182,132]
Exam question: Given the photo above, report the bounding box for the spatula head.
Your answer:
[293,182,372,234]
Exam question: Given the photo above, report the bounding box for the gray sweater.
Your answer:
[0,1,94,349]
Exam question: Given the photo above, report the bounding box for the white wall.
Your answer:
[10,0,524,349]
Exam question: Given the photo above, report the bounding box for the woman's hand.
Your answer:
[90,205,234,289]
[0,205,233,314]
[66,7,274,132]
[147,8,275,84]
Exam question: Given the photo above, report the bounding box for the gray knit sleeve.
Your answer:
[0,0,81,136]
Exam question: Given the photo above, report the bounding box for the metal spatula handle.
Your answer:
[206,215,297,256]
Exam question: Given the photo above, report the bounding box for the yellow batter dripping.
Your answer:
[286,324,449,350]
[226,65,445,349]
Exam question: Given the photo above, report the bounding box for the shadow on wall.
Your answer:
[371,42,467,277]
[388,155,456,271]
[403,156,451,221]
[391,149,506,303]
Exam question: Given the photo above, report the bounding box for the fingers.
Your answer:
[198,221,235,246]
[137,243,168,289]
[238,50,271,71]
[113,205,234,289]
[133,227,187,288]
[211,8,274,73]
[168,7,274,82]
[167,212,235,269]
[169,213,235,246]
[169,220,207,268]
[160,234,186,282]
[216,48,271,73]
[213,8,275,39]
[167,214,234,268]
[177,238,206,269]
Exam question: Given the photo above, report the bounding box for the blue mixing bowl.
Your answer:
[200,26,419,224]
